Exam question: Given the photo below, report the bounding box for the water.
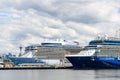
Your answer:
[0,69,120,80]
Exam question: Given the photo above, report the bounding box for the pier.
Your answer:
[0,62,72,70]
[0,65,72,70]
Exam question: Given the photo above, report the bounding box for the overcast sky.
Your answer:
[0,0,120,54]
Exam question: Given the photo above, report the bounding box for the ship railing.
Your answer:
[95,36,120,40]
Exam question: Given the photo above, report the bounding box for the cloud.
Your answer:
[0,0,120,54]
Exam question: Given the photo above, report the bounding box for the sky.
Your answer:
[0,0,120,54]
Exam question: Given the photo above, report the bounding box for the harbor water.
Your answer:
[0,69,120,80]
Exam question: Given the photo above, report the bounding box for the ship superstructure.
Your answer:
[25,40,81,60]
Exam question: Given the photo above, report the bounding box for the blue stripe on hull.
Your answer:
[66,56,120,69]
[9,57,45,65]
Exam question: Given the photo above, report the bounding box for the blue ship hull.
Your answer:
[66,56,120,69]
[9,57,45,66]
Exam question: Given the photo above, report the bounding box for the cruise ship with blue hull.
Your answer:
[66,35,120,69]
[8,51,47,66]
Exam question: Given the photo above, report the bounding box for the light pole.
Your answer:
[19,46,22,57]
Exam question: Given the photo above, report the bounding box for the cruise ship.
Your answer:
[65,35,120,69]
[9,39,81,66]
[25,39,81,60]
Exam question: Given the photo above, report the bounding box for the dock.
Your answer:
[0,66,73,70]
[0,62,72,70]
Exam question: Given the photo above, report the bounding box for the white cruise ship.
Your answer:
[9,39,82,66]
